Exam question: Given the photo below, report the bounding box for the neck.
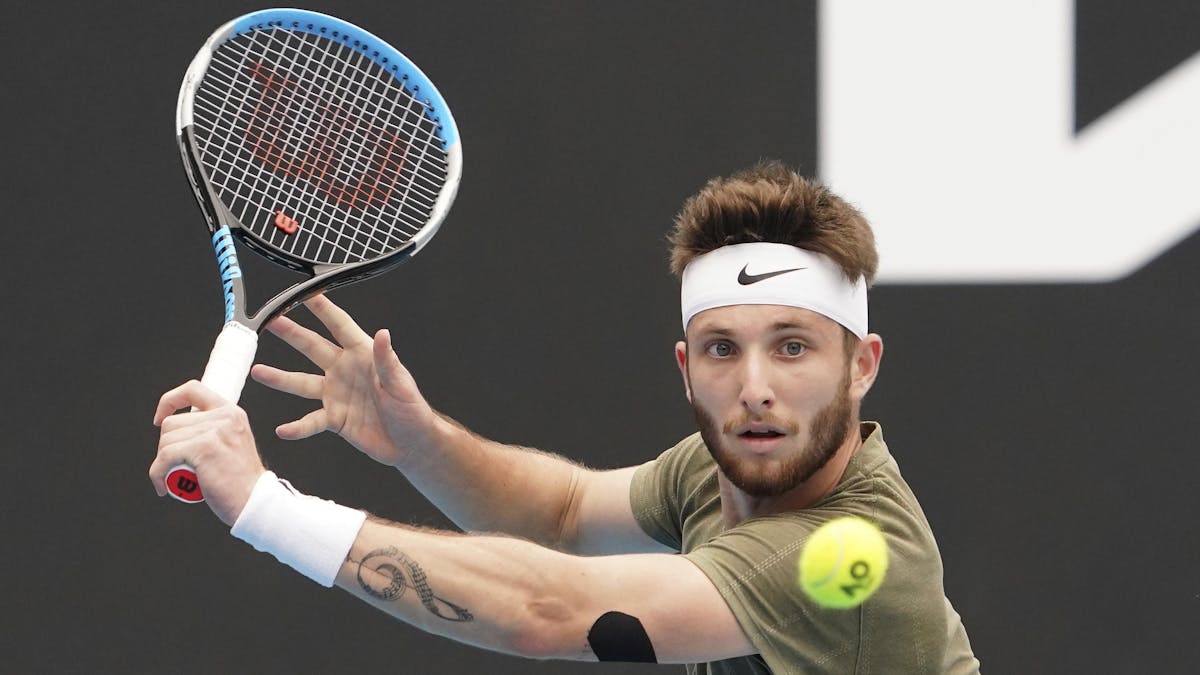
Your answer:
[717,424,864,529]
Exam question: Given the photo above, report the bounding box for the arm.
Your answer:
[407,417,670,555]
[337,518,751,663]
[250,295,667,554]
[148,385,751,663]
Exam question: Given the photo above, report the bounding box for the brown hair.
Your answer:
[668,161,878,285]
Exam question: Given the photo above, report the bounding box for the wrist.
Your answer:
[391,410,461,473]
[230,472,367,586]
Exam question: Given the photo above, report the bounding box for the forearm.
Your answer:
[335,518,594,660]
[228,474,748,664]
[399,413,586,549]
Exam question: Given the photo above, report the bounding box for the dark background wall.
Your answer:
[3,1,1197,672]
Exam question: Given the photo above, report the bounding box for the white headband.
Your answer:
[680,243,868,337]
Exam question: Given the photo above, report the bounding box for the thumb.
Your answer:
[373,329,411,396]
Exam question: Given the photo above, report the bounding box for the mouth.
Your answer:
[734,421,788,438]
[732,426,788,453]
[739,429,785,439]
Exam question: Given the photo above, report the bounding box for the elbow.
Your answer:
[507,596,586,660]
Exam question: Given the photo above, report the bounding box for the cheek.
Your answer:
[686,368,735,407]
[689,385,723,414]
[778,373,843,413]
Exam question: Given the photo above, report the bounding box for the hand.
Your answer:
[250,294,439,468]
[149,381,266,526]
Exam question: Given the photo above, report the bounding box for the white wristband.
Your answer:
[230,472,367,587]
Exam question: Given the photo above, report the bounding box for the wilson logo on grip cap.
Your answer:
[167,468,204,503]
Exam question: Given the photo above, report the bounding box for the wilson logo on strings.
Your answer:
[242,62,410,213]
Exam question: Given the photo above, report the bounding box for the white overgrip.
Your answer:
[199,322,260,404]
[168,322,260,503]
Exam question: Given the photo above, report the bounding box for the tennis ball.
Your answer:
[798,516,889,609]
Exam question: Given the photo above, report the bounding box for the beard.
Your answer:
[692,374,854,497]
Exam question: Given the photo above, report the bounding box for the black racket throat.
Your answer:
[179,125,417,332]
[225,237,416,332]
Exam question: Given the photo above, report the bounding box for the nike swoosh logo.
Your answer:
[737,264,806,285]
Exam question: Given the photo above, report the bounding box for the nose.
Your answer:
[738,351,775,414]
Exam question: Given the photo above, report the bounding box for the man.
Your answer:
[150,162,979,673]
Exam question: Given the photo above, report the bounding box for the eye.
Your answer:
[705,342,734,358]
[781,341,806,357]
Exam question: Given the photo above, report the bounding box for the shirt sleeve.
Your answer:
[683,514,869,673]
[628,442,687,551]
[685,512,969,674]
[628,433,720,551]
[632,426,976,673]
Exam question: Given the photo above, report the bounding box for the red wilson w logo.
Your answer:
[274,210,299,234]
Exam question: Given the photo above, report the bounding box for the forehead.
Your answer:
[686,304,842,339]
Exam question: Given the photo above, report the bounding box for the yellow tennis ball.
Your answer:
[798,516,889,609]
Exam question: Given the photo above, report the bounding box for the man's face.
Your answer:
[680,305,858,497]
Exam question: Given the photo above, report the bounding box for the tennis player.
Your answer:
[151,162,980,673]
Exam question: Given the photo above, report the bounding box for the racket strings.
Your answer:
[201,28,446,260]
[240,28,447,201]
[208,28,448,230]
[205,31,427,262]
[192,26,450,265]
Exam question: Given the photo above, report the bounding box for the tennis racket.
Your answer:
[167,8,461,503]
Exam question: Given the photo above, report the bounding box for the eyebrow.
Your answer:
[769,321,816,333]
[693,320,819,337]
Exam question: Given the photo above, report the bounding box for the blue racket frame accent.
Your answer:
[230,8,458,148]
[211,226,243,322]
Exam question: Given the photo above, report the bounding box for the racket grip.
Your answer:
[167,322,260,504]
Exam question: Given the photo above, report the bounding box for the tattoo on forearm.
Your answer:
[353,546,474,623]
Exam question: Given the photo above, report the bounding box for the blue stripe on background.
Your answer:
[230,8,458,148]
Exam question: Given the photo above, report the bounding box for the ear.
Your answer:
[849,333,884,403]
[674,340,693,403]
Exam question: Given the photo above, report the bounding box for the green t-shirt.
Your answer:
[630,422,979,674]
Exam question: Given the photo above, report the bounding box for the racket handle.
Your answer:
[167,322,260,504]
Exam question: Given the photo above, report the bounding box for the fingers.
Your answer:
[303,294,371,349]
[148,450,170,496]
[148,401,265,523]
[150,423,214,496]
[153,380,227,426]
[373,329,413,397]
[148,444,183,496]
[275,408,330,440]
[153,412,221,496]
[157,408,212,437]
[251,364,324,400]
[264,315,340,369]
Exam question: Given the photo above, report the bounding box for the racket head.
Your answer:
[176,8,461,315]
